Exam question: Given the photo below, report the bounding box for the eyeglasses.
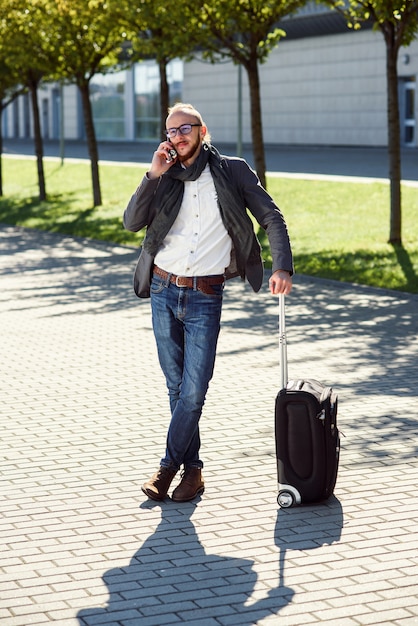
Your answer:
[165,123,201,138]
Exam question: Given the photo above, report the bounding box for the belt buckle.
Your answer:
[175,275,185,288]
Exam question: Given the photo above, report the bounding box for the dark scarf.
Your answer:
[143,143,257,277]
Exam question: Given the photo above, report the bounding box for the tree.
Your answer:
[120,0,204,138]
[1,1,50,200]
[38,0,133,206]
[26,70,47,201]
[199,0,308,188]
[3,0,129,205]
[324,0,418,245]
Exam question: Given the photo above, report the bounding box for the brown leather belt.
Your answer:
[153,265,224,295]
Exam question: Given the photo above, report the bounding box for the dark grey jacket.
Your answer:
[123,154,293,298]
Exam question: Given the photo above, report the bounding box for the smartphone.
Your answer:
[166,147,177,163]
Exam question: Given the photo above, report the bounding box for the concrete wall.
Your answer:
[183,28,418,147]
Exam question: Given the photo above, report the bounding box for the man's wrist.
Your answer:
[146,170,160,181]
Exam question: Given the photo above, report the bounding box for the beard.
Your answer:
[178,134,202,164]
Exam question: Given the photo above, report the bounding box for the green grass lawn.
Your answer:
[1,156,417,293]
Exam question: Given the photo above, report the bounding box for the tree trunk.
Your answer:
[385,30,402,244]
[159,58,169,140]
[28,75,46,201]
[244,54,267,189]
[0,109,3,196]
[79,80,102,207]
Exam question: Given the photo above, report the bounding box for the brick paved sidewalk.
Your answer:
[1,224,417,626]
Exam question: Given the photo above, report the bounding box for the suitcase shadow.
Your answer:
[77,500,296,625]
[275,495,344,589]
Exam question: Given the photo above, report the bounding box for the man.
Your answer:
[123,102,293,503]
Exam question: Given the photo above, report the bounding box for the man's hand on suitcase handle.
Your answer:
[269,270,293,295]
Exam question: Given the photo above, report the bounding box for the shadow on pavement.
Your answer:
[1,225,141,316]
[76,500,295,626]
[77,497,343,625]
[275,496,344,591]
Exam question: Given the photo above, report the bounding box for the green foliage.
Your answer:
[3,0,132,88]
[0,2,27,101]
[119,0,203,64]
[1,157,417,293]
[45,0,130,83]
[200,0,306,66]
[326,0,418,45]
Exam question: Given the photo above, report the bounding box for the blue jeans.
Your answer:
[150,275,224,471]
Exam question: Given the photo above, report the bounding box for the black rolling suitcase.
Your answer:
[275,294,340,508]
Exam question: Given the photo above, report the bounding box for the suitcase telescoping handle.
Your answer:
[279,293,288,390]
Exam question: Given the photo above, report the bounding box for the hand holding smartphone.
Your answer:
[148,142,177,179]
[166,147,177,163]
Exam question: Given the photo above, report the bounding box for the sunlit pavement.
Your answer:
[1,219,417,625]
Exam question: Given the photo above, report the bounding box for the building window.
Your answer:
[134,59,183,140]
[90,71,126,140]
[134,61,159,139]
[400,76,416,147]
[89,59,183,141]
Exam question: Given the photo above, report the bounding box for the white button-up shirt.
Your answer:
[154,165,232,276]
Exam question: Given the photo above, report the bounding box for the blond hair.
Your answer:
[167,102,211,143]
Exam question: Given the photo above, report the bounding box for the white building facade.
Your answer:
[3,6,417,149]
[184,9,418,148]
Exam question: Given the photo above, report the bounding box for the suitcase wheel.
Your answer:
[277,490,295,508]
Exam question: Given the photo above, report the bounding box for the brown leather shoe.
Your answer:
[141,466,177,501]
[171,467,204,502]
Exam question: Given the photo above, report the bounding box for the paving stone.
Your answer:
[1,222,418,626]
